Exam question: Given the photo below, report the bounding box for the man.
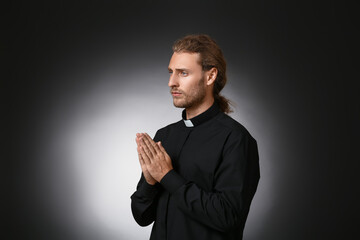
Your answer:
[131,34,260,240]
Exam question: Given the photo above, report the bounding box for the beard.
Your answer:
[171,77,206,109]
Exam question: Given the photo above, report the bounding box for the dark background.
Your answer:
[5,1,359,239]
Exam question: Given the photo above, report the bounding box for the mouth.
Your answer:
[171,90,182,97]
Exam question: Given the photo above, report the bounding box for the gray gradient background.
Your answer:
[5,1,359,240]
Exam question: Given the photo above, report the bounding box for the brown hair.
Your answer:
[172,34,232,113]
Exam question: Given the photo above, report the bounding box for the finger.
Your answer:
[139,145,151,165]
[137,147,148,169]
[157,141,167,153]
[138,152,144,165]
[144,133,161,150]
[136,133,143,143]
[136,136,142,146]
[139,138,153,159]
[137,134,147,148]
[143,133,155,143]
[137,146,147,172]
[141,134,157,157]
[143,133,161,154]
[138,151,149,173]
[137,146,143,160]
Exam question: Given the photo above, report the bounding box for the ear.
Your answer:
[206,67,218,86]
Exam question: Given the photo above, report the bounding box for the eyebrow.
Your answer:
[168,68,190,72]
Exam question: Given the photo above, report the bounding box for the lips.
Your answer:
[171,89,182,97]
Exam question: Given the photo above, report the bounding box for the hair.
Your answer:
[172,34,232,113]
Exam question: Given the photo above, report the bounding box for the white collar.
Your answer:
[183,119,194,127]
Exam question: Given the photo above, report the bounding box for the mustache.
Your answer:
[170,88,184,94]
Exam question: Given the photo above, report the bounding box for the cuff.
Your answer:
[137,181,159,199]
[160,169,186,194]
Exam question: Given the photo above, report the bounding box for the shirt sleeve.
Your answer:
[130,131,162,226]
[159,131,260,232]
[130,174,160,226]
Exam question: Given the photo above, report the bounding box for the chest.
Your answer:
[164,127,230,191]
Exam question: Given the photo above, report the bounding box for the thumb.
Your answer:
[157,141,165,151]
[158,142,169,157]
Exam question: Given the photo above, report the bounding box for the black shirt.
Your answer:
[131,103,260,240]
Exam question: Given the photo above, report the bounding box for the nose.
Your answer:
[168,73,179,88]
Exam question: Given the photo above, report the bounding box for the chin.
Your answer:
[173,100,187,109]
[173,103,184,108]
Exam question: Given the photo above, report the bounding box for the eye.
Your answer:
[180,71,188,77]
[168,70,173,75]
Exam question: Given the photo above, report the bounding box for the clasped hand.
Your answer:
[135,133,173,185]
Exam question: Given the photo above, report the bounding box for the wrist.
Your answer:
[160,170,186,194]
[147,179,156,185]
[158,168,173,182]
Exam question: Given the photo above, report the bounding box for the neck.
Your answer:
[185,97,214,119]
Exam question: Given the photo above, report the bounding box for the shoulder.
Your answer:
[156,120,183,134]
[214,112,256,143]
[153,120,183,141]
[214,113,258,161]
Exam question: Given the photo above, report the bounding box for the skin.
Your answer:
[136,133,172,184]
[136,52,218,184]
[168,52,217,119]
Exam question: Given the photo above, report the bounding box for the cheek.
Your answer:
[185,75,203,89]
[180,72,204,93]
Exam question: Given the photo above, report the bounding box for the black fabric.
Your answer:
[131,103,260,240]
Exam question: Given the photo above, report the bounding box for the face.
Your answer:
[168,52,207,109]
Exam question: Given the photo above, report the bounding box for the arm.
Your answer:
[130,133,162,226]
[130,174,160,226]
[160,132,260,232]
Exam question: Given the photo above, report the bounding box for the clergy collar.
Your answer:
[182,102,220,128]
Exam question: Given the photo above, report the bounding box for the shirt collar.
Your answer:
[182,102,220,128]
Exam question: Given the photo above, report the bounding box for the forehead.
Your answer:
[168,52,201,70]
